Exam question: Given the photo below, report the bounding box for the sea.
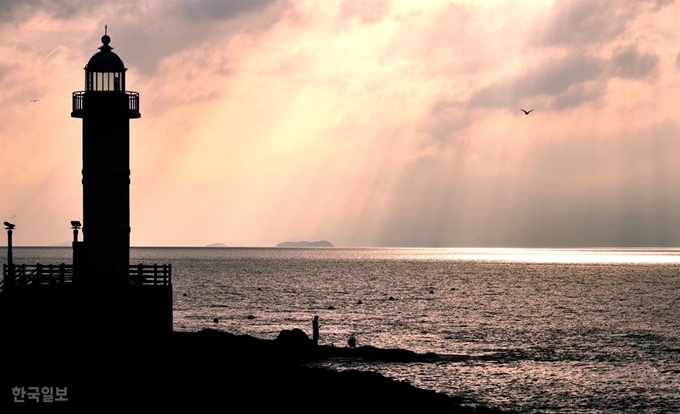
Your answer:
[3,247,680,413]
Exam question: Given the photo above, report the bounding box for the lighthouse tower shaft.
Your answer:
[71,34,140,278]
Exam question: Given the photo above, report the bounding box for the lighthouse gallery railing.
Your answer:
[72,91,139,114]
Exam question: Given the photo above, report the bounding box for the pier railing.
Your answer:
[1,263,171,294]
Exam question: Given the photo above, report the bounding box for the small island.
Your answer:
[205,243,228,247]
[276,240,334,247]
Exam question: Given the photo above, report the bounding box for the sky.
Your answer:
[1,0,679,247]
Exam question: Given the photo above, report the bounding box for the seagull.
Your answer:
[30,100,39,102]
[521,109,533,115]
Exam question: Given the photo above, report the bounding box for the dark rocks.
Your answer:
[275,328,310,347]
[388,296,395,301]
[2,328,501,413]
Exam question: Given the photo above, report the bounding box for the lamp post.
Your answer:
[4,221,15,287]
[71,221,82,243]
[71,220,83,278]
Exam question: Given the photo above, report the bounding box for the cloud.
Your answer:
[0,0,286,78]
[610,45,658,79]
[466,53,605,110]
[0,62,15,83]
[550,81,606,111]
[178,0,278,22]
[0,0,101,23]
[535,1,629,47]
[338,0,392,24]
[439,44,658,116]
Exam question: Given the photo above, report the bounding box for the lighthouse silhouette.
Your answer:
[0,29,172,344]
[71,28,138,278]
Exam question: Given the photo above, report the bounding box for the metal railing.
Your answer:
[1,263,170,294]
[71,91,140,115]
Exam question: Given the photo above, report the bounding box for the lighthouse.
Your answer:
[0,29,171,343]
[71,29,139,278]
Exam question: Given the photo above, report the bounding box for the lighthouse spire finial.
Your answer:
[100,25,112,51]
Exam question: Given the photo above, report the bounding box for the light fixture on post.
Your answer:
[71,221,82,243]
[4,221,15,285]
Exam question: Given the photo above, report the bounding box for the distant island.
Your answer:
[205,243,228,248]
[276,240,334,248]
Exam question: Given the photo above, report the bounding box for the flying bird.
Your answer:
[521,109,533,115]
[30,100,39,102]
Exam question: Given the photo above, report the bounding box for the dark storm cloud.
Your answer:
[610,45,658,79]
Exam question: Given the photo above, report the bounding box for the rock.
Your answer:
[388,296,395,301]
[275,328,310,346]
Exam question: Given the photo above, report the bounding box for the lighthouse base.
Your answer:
[0,280,172,343]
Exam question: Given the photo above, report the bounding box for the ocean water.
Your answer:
[3,247,680,413]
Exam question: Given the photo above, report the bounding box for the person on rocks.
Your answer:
[312,315,320,345]
[347,333,358,348]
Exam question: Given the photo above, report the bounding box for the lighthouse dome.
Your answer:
[86,35,125,71]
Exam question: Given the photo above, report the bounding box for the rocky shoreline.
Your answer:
[2,329,507,412]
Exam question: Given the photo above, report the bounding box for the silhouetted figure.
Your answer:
[213,318,219,323]
[312,315,319,345]
[347,334,357,348]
